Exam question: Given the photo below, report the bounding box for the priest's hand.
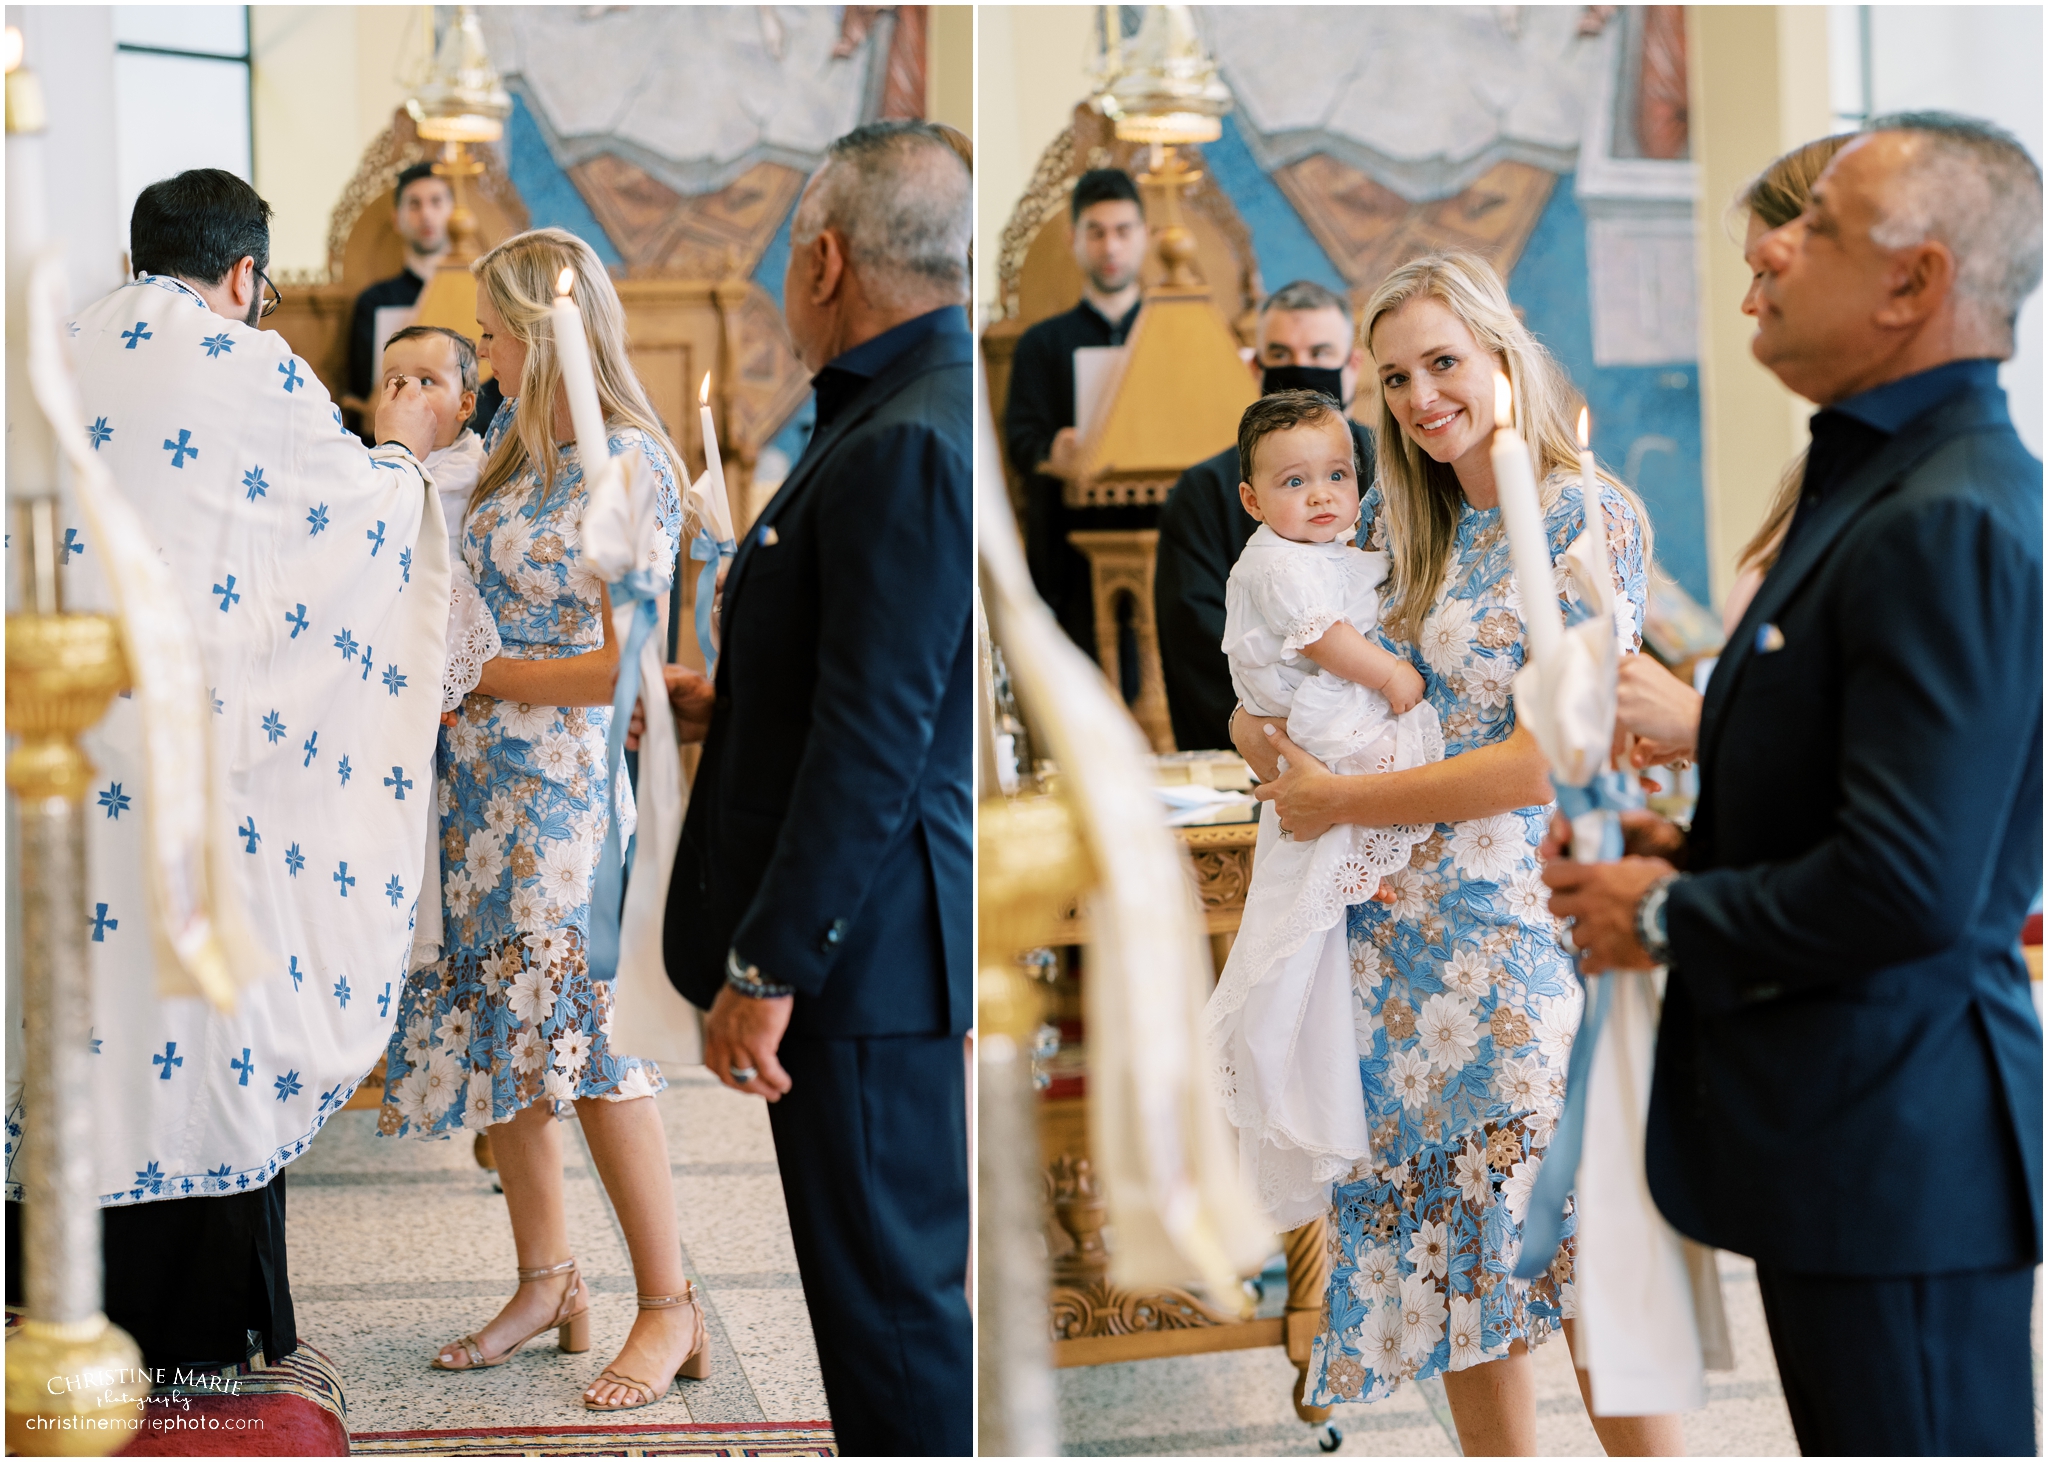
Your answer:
[663,664,714,743]
[704,986,794,1101]
[373,373,440,463]
[1539,852,1673,971]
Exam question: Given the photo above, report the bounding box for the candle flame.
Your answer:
[699,372,712,406]
[1577,405,1590,449]
[555,267,575,298]
[1493,371,1513,432]
[4,27,24,74]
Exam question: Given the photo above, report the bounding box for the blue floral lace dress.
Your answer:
[380,405,682,1138]
[1307,473,1646,1406]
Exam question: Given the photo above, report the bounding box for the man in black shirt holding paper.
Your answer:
[1003,168,1148,656]
[345,162,455,439]
[1155,279,1375,748]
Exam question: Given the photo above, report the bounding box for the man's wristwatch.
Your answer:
[1635,873,1683,965]
[725,947,795,1000]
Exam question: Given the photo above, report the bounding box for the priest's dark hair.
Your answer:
[130,168,272,287]
[384,324,479,393]
[1237,387,1348,482]
[394,161,449,207]
[1071,167,1142,223]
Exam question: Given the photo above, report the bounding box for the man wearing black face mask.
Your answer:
[1155,279,1374,749]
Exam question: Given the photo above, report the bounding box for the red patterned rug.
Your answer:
[116,1341,349,1456]
[347,1420,837,1456]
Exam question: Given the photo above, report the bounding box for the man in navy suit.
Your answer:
[1545,113,2042,1455]
[655,121,971,1455]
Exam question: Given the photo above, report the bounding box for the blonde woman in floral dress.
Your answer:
[1235,252,1682,1456]
[379,229,710,1412]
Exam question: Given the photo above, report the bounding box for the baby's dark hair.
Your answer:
[384,324,479,393]
[1238,388,1351,481]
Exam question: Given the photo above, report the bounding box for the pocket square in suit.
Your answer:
[757,525,779,547]
[1754,622,1785,654]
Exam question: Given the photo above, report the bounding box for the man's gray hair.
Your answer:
[1258,278,1353,326]
[793,120,971,309]
[1863,110,2043,336]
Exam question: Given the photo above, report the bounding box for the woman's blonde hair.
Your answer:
[1362,250,1652,639]
[1730,134,1854,577]
[468,227,681,516]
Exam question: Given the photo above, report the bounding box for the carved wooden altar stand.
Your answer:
[1028,780,1339,1436]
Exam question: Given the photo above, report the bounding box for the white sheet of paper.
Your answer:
[1073,345,1128,443]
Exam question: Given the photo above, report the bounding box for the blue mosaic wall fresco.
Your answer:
[1197,116,1712,603]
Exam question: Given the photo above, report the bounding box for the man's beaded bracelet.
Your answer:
[725,947,795,999]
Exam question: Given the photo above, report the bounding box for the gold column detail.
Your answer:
[1067,528,1173,754]
[4,540,147,1455]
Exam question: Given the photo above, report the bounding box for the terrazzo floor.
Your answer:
[286,1069,831,1436]
[1055,1254,2044,1456]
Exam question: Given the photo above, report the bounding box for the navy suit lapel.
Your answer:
[1698,386,2012,766]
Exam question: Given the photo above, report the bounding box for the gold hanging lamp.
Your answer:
[405,6,511,359]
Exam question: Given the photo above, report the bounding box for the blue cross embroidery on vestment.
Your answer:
[98,783,131,819]
[334,861,355,896]
[87,1028,102,1055]
[338,754,353,786]
[61,528,82,561]
[260,710,286,744]
[90,903,117,941]
[121,322,152,349]
[384,874,405,907]
[382,664,407,696]
[230,1049,253,1086]
[201,332,234,358]
[384,765,412,799]
[287,955,303,990]
[134,1162,163,1193]
[237,1174,250,1190]
[212,575,240,611]
[86,417,113,450]
[238,816,261,852]
[285,842,306,877]
[243,466,269,501]
[67,321,79,338]
[210,687,223,714]
[366,520,386,556]
[308,503,329,535]
[152,1042,182,1079]
[273,1069,303,1101]
[360,645,375,681]
[301,730,318,767]
[333,627,358,661]
[377,981,392,1018]
[285,603,309,638]
[332,975,351,1008]
[208,1164,233,1185]
[279,359,304,393]
[163,428,198,467]
[400,547,412,585]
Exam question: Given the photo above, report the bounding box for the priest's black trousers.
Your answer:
[764,1034,971,1457]
[1756,1261,2035,1455]
[6,1173,295,1371]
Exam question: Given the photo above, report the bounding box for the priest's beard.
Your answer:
[245,296,262,329]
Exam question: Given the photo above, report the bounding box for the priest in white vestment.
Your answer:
[2,169,450,1369]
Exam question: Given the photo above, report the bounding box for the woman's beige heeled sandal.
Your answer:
[581,1281,711,1410]
[431,1257,591,1370]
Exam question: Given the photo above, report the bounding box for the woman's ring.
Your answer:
[728,1064,758,1084]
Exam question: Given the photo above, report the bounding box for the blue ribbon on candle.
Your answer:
[689,521,735,677]
[586,562,667,986]
[1513,766,1640,1279]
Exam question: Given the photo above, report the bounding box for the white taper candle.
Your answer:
[1577,405,1609,590]
[550,266,619,511]
[1491,370,1563,668]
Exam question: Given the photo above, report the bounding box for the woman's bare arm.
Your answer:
[473,583,621,707]
[1232,706,1552,840]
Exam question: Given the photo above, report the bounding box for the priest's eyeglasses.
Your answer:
[257,269,283,319]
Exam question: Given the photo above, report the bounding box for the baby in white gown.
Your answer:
[1205,392,1444,1231]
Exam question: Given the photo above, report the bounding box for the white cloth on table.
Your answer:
[1208,525,1444,1230]
[1,275,450,1208]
